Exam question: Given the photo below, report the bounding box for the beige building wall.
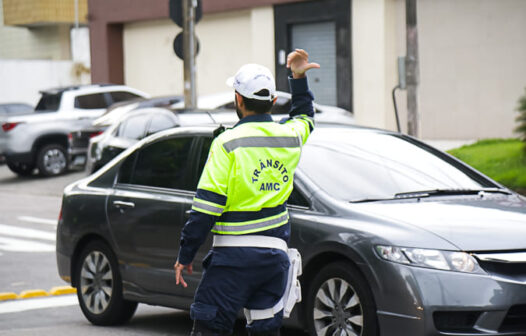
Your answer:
[123,7,275,97]
[0,0,71,60]
[419,0,526,140]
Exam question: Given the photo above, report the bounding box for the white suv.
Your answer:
[0,84,149,176]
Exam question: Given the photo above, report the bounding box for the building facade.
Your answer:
[88,0,526,140]
[0,0,90,104]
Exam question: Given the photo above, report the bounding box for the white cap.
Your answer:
[226,64,276,101]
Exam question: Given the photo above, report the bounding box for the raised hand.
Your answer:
[286,49,320,79]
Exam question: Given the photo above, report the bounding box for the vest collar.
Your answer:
[234,113,273,127]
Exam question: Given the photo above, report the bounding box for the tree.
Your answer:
[515,88,526,144]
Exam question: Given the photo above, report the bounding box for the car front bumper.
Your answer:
[375,263,526,336]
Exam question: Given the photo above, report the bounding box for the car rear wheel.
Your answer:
[306,261,378,336]
[75,240,137,325]
[36,144,68,176]
[6,161,35,176]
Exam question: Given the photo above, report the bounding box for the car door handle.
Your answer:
[113,200,135,209]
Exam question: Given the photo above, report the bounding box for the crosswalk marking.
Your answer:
[0,295,77,314]
[17,216,57,226]
[0,224,55,241]
[0,236,55,252]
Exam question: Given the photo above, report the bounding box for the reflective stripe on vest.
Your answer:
[212,211,289,235]
[222,136,301,153]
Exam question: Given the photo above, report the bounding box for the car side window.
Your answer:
[125,137,194,190]
[75,93,109,109]
[118,114,150,140]
[288,187,310,208]
[147,114,177,136]
[110,91,142,103]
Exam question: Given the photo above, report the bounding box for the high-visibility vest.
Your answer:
[192,115,313,235]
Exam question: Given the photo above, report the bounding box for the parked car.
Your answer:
[0,103,34,163]
[85,107,238,173]
[69,95,183,167]
[171,91,354,124]
[57,123,526,335]
[0,84,148,176]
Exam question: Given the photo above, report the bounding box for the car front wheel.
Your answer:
[306,261,378,336]
[75,240,137,325]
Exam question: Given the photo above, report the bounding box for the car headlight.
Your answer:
[375,245,485,274]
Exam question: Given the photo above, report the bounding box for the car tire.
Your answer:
[36,144,68,176]
[6,161,35,176]
[75,240,137,325]
[305,261,378,336]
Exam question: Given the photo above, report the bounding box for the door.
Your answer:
[291,21,337,106]
[107,136,198,295]
[274,0,352,111]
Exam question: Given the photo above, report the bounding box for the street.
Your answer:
[0,166,307,335]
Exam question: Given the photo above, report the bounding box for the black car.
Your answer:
[57,124,526,335]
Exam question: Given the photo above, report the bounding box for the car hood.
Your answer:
[350,194,526,251]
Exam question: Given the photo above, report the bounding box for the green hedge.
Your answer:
[448,138,526,195]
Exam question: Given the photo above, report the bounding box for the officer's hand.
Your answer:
[174,261,193,288]
[287,49,320,79]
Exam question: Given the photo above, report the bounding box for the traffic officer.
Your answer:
[174,49,319,336]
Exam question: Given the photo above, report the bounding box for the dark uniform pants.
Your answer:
[190,248,289,335]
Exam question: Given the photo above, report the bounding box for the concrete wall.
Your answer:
[0,59,89,104]
[0,0,72,60]
[418,0,526,140]
[352,0,405,132]
[123,7,275,97]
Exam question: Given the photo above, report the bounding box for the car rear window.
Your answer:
[75,93,109,109]
[110,91,142,104]
[35,93,62,112]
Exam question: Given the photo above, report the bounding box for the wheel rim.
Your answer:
[43,148,66,174]
[80,251,113,315]
[313,278,364,336]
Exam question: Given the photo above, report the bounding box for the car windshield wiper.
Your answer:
[394,188,511,199]
[350,188,511,204]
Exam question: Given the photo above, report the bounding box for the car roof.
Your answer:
[139,121,395,147]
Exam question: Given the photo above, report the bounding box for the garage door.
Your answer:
[291,21,337,106]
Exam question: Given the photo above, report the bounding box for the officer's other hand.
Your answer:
[174,261,193,288]
[287,49,320,79]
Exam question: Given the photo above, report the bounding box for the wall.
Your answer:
[0,59,88,104]
[352,0,403,132]
[419,0,526,140]
[0,0,72,60]
[123,7,275,97]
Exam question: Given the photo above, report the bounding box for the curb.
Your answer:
[0,286,76,302]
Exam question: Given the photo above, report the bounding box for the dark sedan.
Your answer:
[56,124,526,336]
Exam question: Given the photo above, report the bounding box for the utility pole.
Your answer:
[405,0,419,137]
[183,0,197,108]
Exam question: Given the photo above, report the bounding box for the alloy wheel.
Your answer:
[42,148,66,175]
[313,278,364,336]
[80,251,113,315]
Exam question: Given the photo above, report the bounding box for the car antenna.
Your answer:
[206,111,217,123]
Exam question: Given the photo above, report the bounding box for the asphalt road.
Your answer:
[0,165,308,335]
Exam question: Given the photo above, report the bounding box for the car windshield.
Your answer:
[299,128,496,202]
[35,93,62,112]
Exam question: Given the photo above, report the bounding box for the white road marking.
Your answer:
[0,237,55,252]
[0,295,77,314]
[0,224,55,241]
[17,216,57,226]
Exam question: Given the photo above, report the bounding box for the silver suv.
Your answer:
[0,84,149,176]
